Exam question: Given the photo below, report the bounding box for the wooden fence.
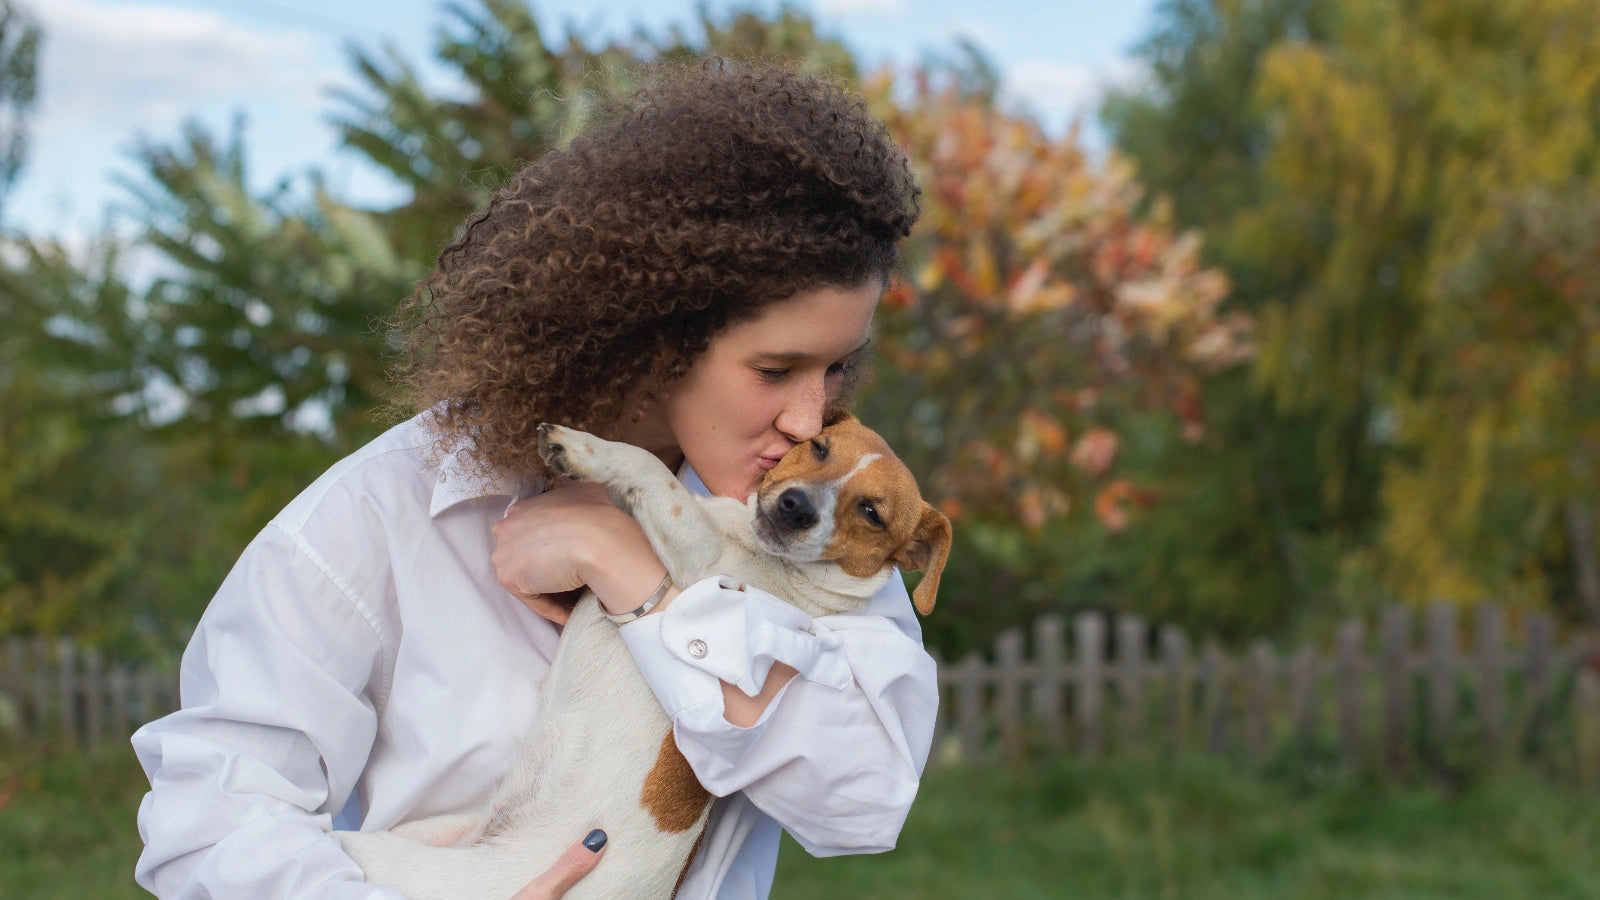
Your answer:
[928,603,1600,778]
[0,636,180,751]
[5,604,1600,780]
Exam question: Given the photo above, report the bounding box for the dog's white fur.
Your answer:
[336,416,950,899]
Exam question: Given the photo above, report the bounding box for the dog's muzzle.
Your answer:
[773,488,818,531]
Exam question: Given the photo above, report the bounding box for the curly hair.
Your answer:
[394,58,920,483]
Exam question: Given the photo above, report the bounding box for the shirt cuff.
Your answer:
[619,575,854,711]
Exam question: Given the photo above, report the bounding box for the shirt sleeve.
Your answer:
[131,523,403,899]
[618,573,938,857]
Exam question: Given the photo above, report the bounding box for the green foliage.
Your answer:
[0,2,875,654]
[1103,0,1600,630]
[120,119,419,442]
[0,239,145,641]
[0,0,38,217]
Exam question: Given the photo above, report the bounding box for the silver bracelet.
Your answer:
[604,572,673,624]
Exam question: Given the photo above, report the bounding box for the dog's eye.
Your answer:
[810,439,829,461]
[858,500,884,528]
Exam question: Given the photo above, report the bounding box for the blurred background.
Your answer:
[2,0,1599,896]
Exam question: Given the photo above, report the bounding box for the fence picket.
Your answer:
[137,668,160,735]
[1075,612,1105,757]
[1032,616,1065,752]
[108,666,133,741]
[57,639,78,746]
[84,648,103,751]
[1428,603,1459,744]
[995,629,1026,763]
[956,653,984,764]
[1477,604,1506,753]
[1117,616,1146,752]
[1576,650,1600,790]
[1201,642,1228,754]
[1245,641,1274,766]
[1337,621,1364,761]
[31,635,49,736]
[1160,626,1190,754]
[1289,645,1318,745]
[5,638,27,741]
[1523,613,1555,750]
[1381,606,1410,769]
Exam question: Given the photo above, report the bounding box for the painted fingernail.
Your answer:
[583,829,607,852]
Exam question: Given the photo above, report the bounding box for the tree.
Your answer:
[6,1,1251,657]
[0,0,38,219]
[857,68,1252,648]
[1382,187,1600,621]
[1105,0,1600,624]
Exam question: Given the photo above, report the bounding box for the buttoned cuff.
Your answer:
[619,576,854,713]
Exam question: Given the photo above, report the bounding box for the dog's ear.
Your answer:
[822,407,856,428]
[893,503,952,616]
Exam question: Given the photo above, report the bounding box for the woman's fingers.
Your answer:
[508,830,608,899]
[518,589,584,626]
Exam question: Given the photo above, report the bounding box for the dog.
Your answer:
[336,413,951,898]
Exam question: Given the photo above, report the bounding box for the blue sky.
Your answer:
[14,0,1160,245]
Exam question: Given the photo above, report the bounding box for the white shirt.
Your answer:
[132,413,938,898]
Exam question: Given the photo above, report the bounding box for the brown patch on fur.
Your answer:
[641,730,712,834]
[672,505,683,517]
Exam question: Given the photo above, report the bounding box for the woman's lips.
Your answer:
[757,455,783,470]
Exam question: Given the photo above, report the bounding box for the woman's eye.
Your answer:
[756,367,789,383]
[859,500,884,528]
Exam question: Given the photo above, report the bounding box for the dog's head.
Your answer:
[752,414,952,615]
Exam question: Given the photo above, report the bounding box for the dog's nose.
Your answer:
[775,488,818,530]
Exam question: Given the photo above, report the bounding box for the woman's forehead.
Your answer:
[727,282,880,352]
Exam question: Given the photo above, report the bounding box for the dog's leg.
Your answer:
[389,810,493,847]
[538,424,723,583]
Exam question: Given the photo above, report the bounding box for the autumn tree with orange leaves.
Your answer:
[857,71,1251,532]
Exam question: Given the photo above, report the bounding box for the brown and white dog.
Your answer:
[336,414,951,899]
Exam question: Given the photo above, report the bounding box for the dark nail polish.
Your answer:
[583,828,607,852]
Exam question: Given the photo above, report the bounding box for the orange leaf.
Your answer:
[1070,428,1119,478]
[1094,480,1134,533]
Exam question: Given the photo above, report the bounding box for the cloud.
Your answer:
[1000,57,1150,134]
[817,0,907,16]
[32,0,333,143]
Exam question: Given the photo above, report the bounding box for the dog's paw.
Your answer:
[537,423,595,480]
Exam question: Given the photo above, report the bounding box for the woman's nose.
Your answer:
[775,376,826,442]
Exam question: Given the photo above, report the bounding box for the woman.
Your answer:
[133,60,936,899]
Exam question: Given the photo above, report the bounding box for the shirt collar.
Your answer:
[429,442,538,518]
[677,461,713,498]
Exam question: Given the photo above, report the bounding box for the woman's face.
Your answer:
[642,280,881,500]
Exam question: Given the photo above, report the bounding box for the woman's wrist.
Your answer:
[571,510,680,617]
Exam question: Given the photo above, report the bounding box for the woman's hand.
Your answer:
[507,829,607,899]
[491,482,676,624]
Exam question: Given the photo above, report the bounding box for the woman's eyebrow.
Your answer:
[755,340,871,363]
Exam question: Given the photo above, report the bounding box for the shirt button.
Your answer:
[688,639,708,659]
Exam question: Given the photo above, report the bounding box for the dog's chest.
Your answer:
[479,598,713,899]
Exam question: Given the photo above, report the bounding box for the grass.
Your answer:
[775,754,1600,899]
[3,741,1597,899]
[1,741,149,897]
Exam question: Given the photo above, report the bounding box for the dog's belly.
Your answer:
[341,598,712,899]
